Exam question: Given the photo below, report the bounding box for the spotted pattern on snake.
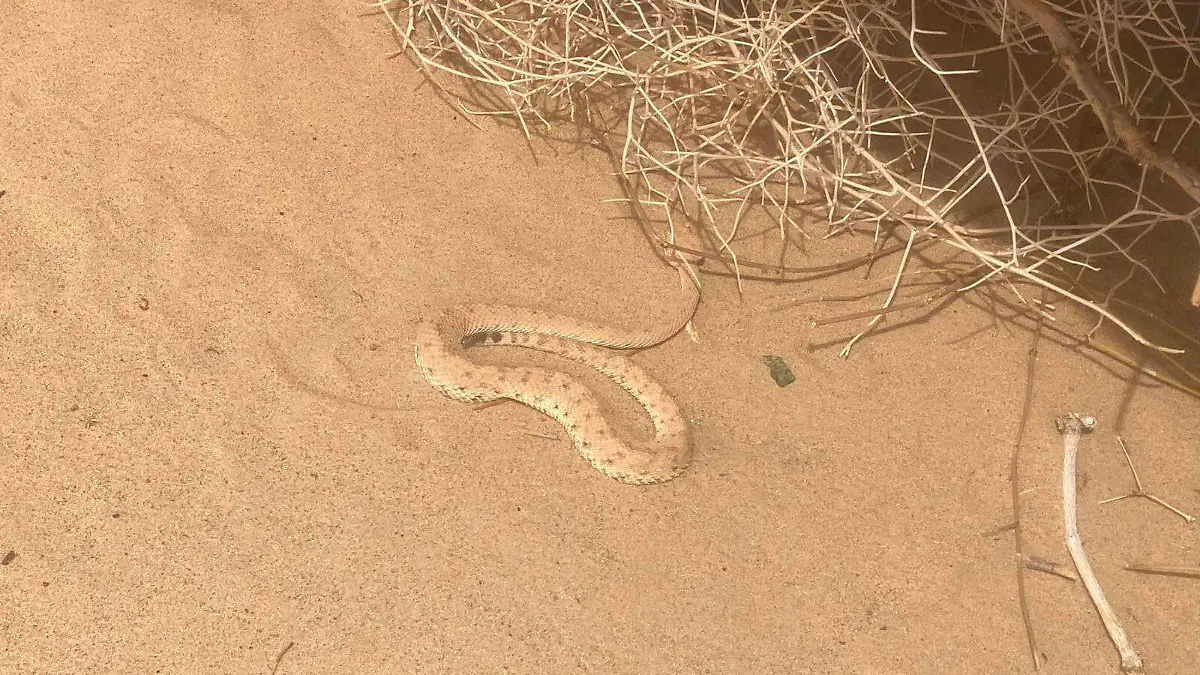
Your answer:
[413,260,700,485]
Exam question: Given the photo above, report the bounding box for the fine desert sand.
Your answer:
[2,2,1197,673]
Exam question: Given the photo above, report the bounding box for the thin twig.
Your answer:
[811,285,955,327]
[1008,0,1200,315]
[1008,0,1200,205]
[385,0,1200,370]
[1124,564,1200,580]
[1098,436,1195,522]
[838,228,915,357]
[1011,292,1046,669]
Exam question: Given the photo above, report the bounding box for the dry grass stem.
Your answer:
[382,0,1200,362]
[1011,300,1045,669]
[1098,435,1195,522]
[839,229,916,357]
[1123,563,1200,579]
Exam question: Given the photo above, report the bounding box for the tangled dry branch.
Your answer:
[379,0,1200,361]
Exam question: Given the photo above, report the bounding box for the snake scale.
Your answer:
[414,259,699,485]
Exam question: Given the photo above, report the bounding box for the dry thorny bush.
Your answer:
[379,0,1200,393]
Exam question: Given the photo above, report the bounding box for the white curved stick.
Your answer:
[1057,414,1144,673]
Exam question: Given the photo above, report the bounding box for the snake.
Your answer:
[413,258,700,485]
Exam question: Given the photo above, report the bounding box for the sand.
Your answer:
[2,2,1197,673]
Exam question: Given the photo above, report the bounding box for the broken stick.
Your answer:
[1057,414,1143,673]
